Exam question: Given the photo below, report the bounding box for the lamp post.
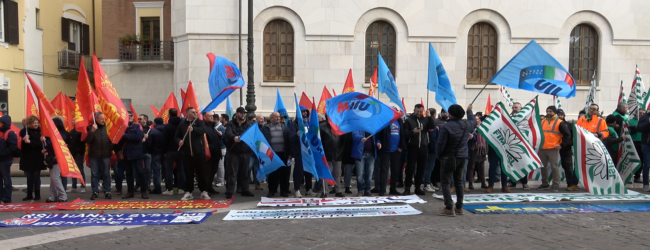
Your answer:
[245,0,256,119]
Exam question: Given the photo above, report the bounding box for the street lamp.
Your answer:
[245,0,256,119]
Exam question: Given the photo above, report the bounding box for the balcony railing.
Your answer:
[119,41,174,62]
[58,51,93,73]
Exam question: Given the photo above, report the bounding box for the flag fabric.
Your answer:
[204,134,211,161]
[573,124,627,195]
[225,96,235,120]
[317,86,332,115]
[499,86,514,108]
[325,92,401,136]
[38,101,85,186]
[180,89,186,104]
[65,95,76,128]
[332,89,337,97]
[25,73,56,115]
[25,84,38,117]
[93,54,129,144]
[617,81,624,104]
[150,105,160,117]
[73,58,101,141]
[584,69,597,115]
[484,94,492,115]
[129,102,138,123]
[308,98,335,185]
[553,96,563,110]
[181,81,202,119]
[203,53,245,112]
[622,92,627,104]
[628,66,646,120]
[51,92,73,131]
[490,40,576,98]
[477,102,542,182]
[401,97,406,117]
[511,96,544,151]
[159,93,180,124]
[299,92,312,110]
[293,93,318,179]
[239,124,286,182]
[427,43,457,111]
[377,52,406,114]
[420,97,425,117]
[617,124,641,184]
[370,66,378,98]
[342,69,355,94]
[273,89,289,126]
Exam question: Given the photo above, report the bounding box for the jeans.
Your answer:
[24,170,41,197]
[0,160,12,202]
[441,157,466,210]
[143,153,152,190]
[248,155,260,183]
[90,157,111,193]
[423,153,437,185]
[488,155,507,187]
[642,145,650,185]
[164,151,185,191]
[48,164,67,201]
[151,154,163,191]
[344,164,355,188]
[355,152,375,193]
[217,148,226,183]
[71,154,86,189]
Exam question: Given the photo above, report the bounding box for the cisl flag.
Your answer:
[617,124,641,185]
[511,96,544,151]
[574,125,626,195]
[478,102,542,182]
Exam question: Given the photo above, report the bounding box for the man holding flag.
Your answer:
[224,107,255,198]
[176,107,210,201]
[85,112,114,200]
[262,112,292,197]
[0,115,18,203]
[289,104,315,198]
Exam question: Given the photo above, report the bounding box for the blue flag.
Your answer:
[490,40,576,98]
[377,52,406,113]
[225,96,235,119]
[239,124,286,182]
[308,102,336,186]
[325,92,401,136]
[427,43,457,111]
[204,54,246,111]
[294,93,318,179]
[273,89,290,127]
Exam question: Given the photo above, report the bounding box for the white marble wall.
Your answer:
[171,0,650,118]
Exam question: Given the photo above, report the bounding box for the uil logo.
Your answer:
[224,65,240,85]
[347,95,381,118]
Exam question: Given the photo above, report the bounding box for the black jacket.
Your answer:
[404,115,436,148]
[85,124,113,158]
[203,121,222,159]
[376,119,406,153]
[319,121,334,161]
[225,118,251,154]
[118,123,144,161]
[163,116,182,152]
[559,120,573,156]
[0,115,18,162]
[175,118,207,155]
[435,110,476,159]
[148,124,165,155]
[262,122,292,155]
[19,127,47,171]
[639,113,650,146]
[66,129,85,156]
[142,124,152,154]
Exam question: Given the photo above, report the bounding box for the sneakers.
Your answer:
[344,187,352,194]
[438,208,456,217]
[550,185,559,192]
[200,191,211,200]
[454,208,465,215]
[424,184,437,193]
[65,188,72,193]
[162,190,174,195]
[105,192,112,199]
[644,185,650,192]
[566,185,578,191]
[215,182,224,187]
[485,187,494,193]
[80,188,86,193]
[414,188,425,195]
[295,191,302,198]
[537,184,550,190]
[181,192,193,201]
[178,189,184,194]
[522,184,530,190]
[91,192,99,200]
[305,189,311,195]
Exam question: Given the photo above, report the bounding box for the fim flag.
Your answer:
[553,96,563,110]
[511,96,544,151]
[239,124,286,182]
[629,66,646,120]
[499,86,514,108]
[573,125,627,195]
[584,69,597,115]
[617,124,641,184]
[326,92,401,136]
[478,102,542,182]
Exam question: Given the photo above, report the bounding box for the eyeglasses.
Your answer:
[137,118,143,120]
[589,108,598,111]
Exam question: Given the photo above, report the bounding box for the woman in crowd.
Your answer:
[19,115,47,201]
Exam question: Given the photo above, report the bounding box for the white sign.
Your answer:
[433,190,650,203]
[257,195,426,207]
[223,205,422,220]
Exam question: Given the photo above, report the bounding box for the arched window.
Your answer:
[263,19,294,82]
[569,24,598,85]
[365,21,396,82]
[467,22,497,84]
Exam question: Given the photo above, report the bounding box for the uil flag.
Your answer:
[553,96,563,110]
[159,92,180,124]
[25,73,56,115]
[583,69,597,116]
[317,86,332,114]
[326,92,401,136]
[38,101,85,186]
[294,93,318,179]
[225,96,235,120]
[573,125,627,195]
[490,40,575,98]
[181,81,202,119]
[25,84,38,117]
[511,96,544,151]
[74,58,101,140]
[342,69,355,94]
[499,86,514,108]
[377,52,406,114]
[93,53,129,144]
[204,53,245,112]
[484,94,492,115]
[51,92,73,131]
[273,89,289,126]
[309,98,336,185]
[617,124,642,184]
[478,102,542,182]
[628,66,646,120]
[240,124,286,182]
[427,43,457,111]
[617,81,624,104]
[150,105,160,117]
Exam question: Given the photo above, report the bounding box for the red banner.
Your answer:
[51,92,73,131]
[150,105,160,117]
[39,101,85,186]
[317,86,332,114]
[0,198,233,211]
[74,57,101,141]
[93,54,128,144]
[181,81,202,119]
[129,102,138,123]
[25,73,55,115]
[160,92,180,124]
[342,69,355,94]
[25,85,38,118]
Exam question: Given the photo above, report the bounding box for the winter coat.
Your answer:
[376,119,406,153]
[436,110,476,159]
[203,121,222,159]
[19,127,47,171]
[175,118,207,155]
[319,121,334,161]
[404,115,436,148]
[638,112,650,146]
[225,118,251,154]
[141,125,152,154]
[118,123,144,161]
[351,131,376,160]
[0,116,18,162]
[148,124,165,155]
[85,124,112,158]
[427,127,439,154]
[163,116,182,152]
[66,129,85,156]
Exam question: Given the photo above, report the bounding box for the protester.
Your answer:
[423,108,439,192]
[508,102,526,188]
[20,116,47,201]
[318,114,345,197]
[376,114,406,196]
[604,115,626,165]
[467,115,487,190]
[612,102,628,136]
[512,102,522,114]
[556,109,579,191]
[43,117,68,202]
[637,110,650,191]
[436,104,475,216]
[0,115,17,203]
[577,103,609,139]
[250,114,265,190]
[288,106,314,198]
[85,112,112,200]
[139,114,152,193]
[176,107,210,200]
[262,112,292,198]
[341,132,355,194]
[202,111,222,196]
[352,130,377,197]
[67,121,86,193]
[224,107,254,198]
[119,111,146,199]
[538,106,572,192]
[148,117,165,194]
[630,109,645,183]
[403,104,436,195]
[162,108,185,195]
[215,114,228,187]
[435,109,448,127]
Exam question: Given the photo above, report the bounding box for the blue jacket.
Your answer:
[119,123,144,161]
[427,126,439,154]
[376,119,406,153]
[351,130,376,159]
[216,123,226,148]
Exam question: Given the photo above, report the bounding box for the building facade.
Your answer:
[169,0,650,117]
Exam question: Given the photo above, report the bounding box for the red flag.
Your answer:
[160,92,179,124]
[129,102,138,123]
[51,92,73,131]
[420,97,425,117]
[93,53,128,144]
[485,94,492,115]
[180,89,186,103]
[317,86,332,114]
[38,101,85,186]
[181,81,202,119]
[65,95,75,128]
[342,69,355,94]
[401,97,406,116]
[25,84,38,117]
[25,73,56,115]
[332,89,337,97]
[370,66,378,97]
[299,92,312,110]
[150,105,160,117]
[74,57,101,141]
[204,134,211,161]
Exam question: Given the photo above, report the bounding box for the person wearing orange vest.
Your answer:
[576,103,609,139]
[537,106,572,192]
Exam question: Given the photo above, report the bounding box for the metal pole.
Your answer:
[238,0,243,106]
[245,0,256,119]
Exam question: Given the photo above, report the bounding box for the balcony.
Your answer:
[58,50,93,74]
[118,41,174,70]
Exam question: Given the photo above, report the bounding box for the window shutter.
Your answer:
[82,24,90,55]
[4,0,19,45]
[61,17,69,42]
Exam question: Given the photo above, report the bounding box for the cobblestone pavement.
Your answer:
[1,180,650,250]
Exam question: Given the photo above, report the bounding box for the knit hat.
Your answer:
[546,106,557,114]
[556,109,565,115]
[447,104,465,118]
[605,115,616,124]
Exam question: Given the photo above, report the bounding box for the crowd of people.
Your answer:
[0,99,648,217]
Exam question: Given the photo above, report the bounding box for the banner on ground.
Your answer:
[432,190,650,204]
[223,205,421,220]
[0,198,233,212]
[574,125,627,195]
[511,96,544,151]
[257,195,426,207]
[0,212,211,227]
[464,202,650,214]
[478,102,542,182]
[325,92,401,136]
[617,124,642,184]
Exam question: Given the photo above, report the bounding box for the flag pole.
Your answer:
[426,91,429,109]
[470,81,491,106]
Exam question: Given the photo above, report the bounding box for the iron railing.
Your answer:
[119,41,174,61]
[57,51,93,72]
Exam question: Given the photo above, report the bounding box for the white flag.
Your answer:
[553,96,563,110]
[499,86,514,108]
[511,96,544,151]
[628,66,645,120]
[583,69,597,115]
[617,124,641,184]
[573,125,627,195]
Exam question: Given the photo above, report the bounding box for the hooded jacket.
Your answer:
[0,116,18,162]
[163,116,182,152]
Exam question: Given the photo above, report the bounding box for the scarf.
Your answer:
[472,132,488,156]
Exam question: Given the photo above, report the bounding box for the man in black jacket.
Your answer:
[118,111,146,199]
[403,104,436,195]
[67,122,86,193]
[376,117,406,196]
[262,111,292,197]
[148,117,165,194]
[556,109,579,191]
[85,112,113,200]
[225,107,254,198]
[202,112,222,195]
[637,111,650,191]
[162,108,185,196]
[318,114,345,197]
[175,107,209,201]
[138,114,152,193]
